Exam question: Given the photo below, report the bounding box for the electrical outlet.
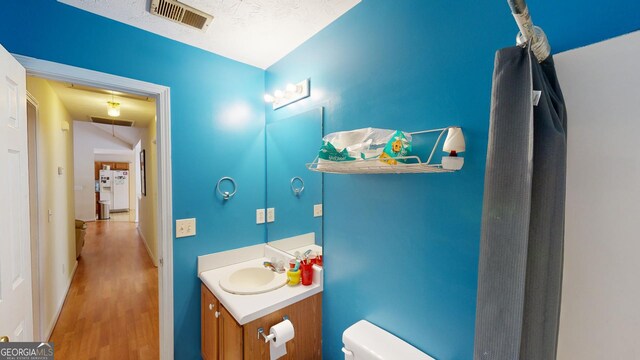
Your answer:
[266,208,275,223]
[256,209,266,224]
[176,218,196,238]
[62,264,66,275]
[314,204,323,217]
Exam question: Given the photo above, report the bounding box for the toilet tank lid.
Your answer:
[342,320,435,360]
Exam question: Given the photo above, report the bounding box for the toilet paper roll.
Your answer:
[269,319,295,360]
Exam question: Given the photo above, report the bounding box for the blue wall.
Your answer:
[265,0,640,359]
[0,2,265,359]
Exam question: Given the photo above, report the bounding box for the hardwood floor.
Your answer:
[49,221,159,360]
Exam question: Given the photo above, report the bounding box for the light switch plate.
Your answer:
[176,218,196,238]
[256,209,266,224]
[266,208,275,223]
[314,204,323,217]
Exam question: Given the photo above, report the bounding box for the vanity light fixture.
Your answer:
[107,94,121,117]
[264,79,310,110]
[263,94,275,103]
[442,127,466,170]
[285,83,298,92]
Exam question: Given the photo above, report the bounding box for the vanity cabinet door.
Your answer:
[219,305,244,360]
[202,284,219,360]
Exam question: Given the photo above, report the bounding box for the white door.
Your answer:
[0,43,33,342]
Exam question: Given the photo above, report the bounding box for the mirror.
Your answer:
[266,108,323,260]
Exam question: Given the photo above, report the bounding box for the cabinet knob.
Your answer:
[209,303,214,311]
[215,311,220,319]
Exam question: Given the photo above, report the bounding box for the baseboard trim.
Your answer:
[45,260,78,341]
[138,227,158,267]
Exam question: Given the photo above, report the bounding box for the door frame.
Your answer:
[25,92,44,341]
[14,55,174,359]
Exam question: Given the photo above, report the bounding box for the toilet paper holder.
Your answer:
[257,315,289,342]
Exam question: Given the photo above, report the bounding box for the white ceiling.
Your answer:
[44,78,156,127]
[58,0,361,69]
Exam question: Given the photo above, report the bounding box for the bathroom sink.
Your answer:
[219,267,287,295]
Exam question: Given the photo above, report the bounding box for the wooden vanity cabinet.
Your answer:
[201,284,322,360]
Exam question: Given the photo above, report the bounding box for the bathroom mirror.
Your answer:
[266,108,323,259]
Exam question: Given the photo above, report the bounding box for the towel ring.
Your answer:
[217,177,237,200]
[290,176,305,197]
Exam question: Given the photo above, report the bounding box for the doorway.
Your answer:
[15,55,174,359]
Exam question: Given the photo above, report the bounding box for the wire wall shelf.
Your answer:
[306,126,463,175]
[306,156,453,174]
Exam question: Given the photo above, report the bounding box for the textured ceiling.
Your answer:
[57,0,361,69]
[44,78,156,127]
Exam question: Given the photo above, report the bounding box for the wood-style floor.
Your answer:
[49,221,159,360]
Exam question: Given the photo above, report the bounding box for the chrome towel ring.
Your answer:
[217,177,237,200]
[290,176,305,197]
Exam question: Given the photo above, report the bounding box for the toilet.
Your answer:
[342,320,435,360]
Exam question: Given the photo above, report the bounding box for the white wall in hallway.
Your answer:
[94,152,133,163]
[555,30,640,359]
[137,118,158,266]
[26,77,76,340]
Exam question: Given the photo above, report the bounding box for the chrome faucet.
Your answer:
[263,259,286,273]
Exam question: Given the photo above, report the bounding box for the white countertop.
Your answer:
[199,257,323,325]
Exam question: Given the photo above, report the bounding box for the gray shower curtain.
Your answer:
[474,46,567,359]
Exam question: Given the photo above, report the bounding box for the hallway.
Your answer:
[49,221,159,359]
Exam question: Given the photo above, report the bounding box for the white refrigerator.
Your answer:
[111,170,129,211]
[99,170,112,202]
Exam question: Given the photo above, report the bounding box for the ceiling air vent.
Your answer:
[91,117,135,127]
[150,0,213,31]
